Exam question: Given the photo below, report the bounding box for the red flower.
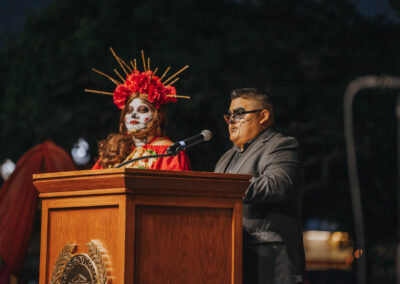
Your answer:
[113,85,131,109]
[113,70,177,109]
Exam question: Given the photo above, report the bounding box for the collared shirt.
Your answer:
[224,129,268,173]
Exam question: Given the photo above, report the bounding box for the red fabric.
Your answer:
[150,148,191,171]
[92,143,191,171]
[0,261,11,284]
[0,141,77,278]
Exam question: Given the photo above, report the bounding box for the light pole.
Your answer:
[343,75,400,284]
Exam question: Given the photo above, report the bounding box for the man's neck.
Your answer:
[237,127,270,151]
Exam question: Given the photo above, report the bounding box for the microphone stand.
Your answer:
[115,139,190,168]
[396,94,400,284]
[115,152,177,168]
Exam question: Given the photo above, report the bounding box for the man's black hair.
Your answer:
[230,88,274,114]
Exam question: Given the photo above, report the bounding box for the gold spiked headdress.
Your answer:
[85,48,190,109]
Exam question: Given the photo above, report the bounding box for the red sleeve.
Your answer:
[91,159,103,169]
[152,151,191,171]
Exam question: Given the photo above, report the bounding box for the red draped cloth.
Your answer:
[0,141,76,281]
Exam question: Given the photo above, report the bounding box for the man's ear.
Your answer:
[259,110,270,125]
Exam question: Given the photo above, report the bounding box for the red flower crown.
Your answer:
[85,49,190,109]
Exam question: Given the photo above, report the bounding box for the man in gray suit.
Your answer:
[215,88,305,284]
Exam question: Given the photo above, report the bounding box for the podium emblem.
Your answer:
[50,241,108,284]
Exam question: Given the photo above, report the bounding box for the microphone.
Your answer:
[167,130,212,154]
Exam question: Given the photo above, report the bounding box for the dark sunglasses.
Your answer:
[223,109,263,124]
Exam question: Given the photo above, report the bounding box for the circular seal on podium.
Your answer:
[50,241,108,284]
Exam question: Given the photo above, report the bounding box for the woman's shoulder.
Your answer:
[150,136,173,146]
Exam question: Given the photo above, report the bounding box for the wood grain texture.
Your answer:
[124,196,135,284]
[34,170,249,284]
[232,200,243,284]
[34,169,251,199]
[39,200,49,284]
[40,195,126,284]
[134,205,233,284]
[33,168,250,181]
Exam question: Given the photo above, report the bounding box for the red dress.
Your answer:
[92,137,191,171]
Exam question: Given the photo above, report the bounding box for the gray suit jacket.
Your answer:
[215,127,305,283]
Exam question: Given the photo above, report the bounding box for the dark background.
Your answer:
[1,0,400,283]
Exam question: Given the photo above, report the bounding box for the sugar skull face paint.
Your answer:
[125,98,154,133]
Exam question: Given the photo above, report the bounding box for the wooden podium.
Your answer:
[33,169,250,284]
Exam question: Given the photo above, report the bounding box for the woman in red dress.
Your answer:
[89,50,191,170]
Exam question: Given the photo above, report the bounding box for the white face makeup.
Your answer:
[125,98,154,134]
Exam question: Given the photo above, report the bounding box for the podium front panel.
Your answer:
[40,195,127,283]
[34,169,249,284]
[133,203,233,283]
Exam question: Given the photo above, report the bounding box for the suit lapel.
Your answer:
[215,149,236,173]
[232,128,278,173]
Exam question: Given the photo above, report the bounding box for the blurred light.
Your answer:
[304,230,331,241]
[303,230,354,271]
[71,138,91,166]
[1,159,16,181]
[345,255,354,265]
[354,249,363,259]
[330,232,350,245]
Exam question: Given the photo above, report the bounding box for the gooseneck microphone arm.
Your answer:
[115,130,213,168]
[115,153,175,168]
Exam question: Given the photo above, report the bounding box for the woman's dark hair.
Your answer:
[97,133,133,168]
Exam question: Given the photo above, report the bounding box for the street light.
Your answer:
[0,159,16,181]
[344,75,400,284]
[71,138,91,166]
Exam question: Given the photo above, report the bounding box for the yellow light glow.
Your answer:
[304,230,331,241]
